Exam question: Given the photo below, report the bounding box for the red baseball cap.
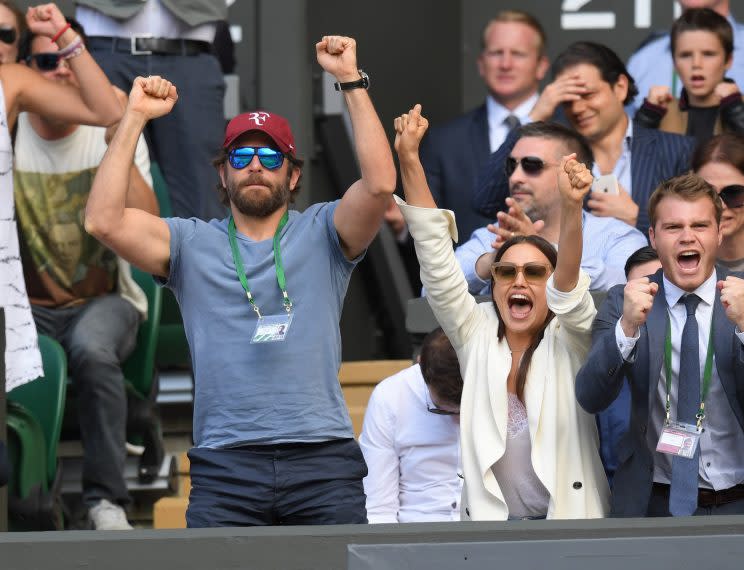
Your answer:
[222,110,296,154]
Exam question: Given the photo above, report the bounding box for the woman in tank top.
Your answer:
[393,105,609,521]
[1,2,121,391]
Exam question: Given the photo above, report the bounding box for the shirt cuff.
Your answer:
[615,318,639,361]
[735,326,744,345]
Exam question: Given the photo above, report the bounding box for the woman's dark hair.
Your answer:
[492,234,557,402]
[211,147,304,207]
[692,132,744,175]
[624,245,659,278]
[419,327,462,406]
[551,41,639,106]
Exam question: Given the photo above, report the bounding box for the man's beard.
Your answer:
[227,172,291,218]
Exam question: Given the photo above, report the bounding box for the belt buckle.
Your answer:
[131,33,154,55]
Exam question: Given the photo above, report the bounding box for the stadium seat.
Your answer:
[7,335,67,530]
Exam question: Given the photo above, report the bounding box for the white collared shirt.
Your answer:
[359,364,462,523]
[591,115,633,196]
[615,270,744,490]
[486,93,539,153]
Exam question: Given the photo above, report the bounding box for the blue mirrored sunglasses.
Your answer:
[228,146,284,170]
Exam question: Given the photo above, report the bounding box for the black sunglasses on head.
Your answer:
[505,156,557,178]
[720,184,744,209]
[0,26,16,46]
[26,52,62,72]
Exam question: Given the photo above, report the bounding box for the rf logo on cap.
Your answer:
[248,112,271,126]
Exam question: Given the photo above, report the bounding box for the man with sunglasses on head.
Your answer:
[85,36,397,528]
[455,122,647,297]
[12,18,157,531]
[360,328,463,523]
[473,42,695,238]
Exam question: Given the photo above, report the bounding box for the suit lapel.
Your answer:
[631,126,658,232]
[471,104,490,164]
[713,266,744,429]
[645,270,667,410]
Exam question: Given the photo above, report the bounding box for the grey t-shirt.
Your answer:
[162,201,359,448]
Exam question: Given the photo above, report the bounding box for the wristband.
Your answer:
[51,23,71,44]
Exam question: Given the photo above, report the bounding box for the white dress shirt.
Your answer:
[590,115,633,196]
[615,270,744,490]
[486,93,539,153]
[359,364,462,523]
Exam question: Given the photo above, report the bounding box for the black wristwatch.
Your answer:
[334,69,370,91]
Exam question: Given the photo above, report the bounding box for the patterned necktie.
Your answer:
[504,115,520,131]
[669,293,702,516]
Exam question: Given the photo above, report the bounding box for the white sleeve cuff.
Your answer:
[615,318,639,361]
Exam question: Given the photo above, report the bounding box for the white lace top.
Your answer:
[491,393,550,519]
[0,81,43,391]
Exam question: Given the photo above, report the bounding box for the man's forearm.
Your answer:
[86,111,147,236]
[344,90,396,195]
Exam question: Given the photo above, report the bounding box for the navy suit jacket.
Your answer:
[575,267,744,517]
[471,123,696,237]
[420,104,493,241]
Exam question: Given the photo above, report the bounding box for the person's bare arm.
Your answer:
[85,77,177,277]
[8,4,121,127]
[552,155,592,292]
[320,36,396,260]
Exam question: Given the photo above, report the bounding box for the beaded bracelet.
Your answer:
[57,35,84,60]
[51,22,70,44]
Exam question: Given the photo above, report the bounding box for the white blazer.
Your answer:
[398,197,609,520]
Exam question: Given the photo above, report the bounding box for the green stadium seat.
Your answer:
[7,335,67,530]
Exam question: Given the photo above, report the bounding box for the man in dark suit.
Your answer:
[419,10,549,241]
[576,173,744,517]
[473,42,695,238]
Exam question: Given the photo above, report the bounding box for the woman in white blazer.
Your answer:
[393,105,609,520]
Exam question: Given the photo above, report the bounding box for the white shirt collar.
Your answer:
[486,92,539,125]
[663,268,717,309]
[623,114,633,147]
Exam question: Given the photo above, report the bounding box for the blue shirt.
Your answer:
[161,201,359,448]
[627,13,744,114]
[454,210,648,295]
[591,117,633,196]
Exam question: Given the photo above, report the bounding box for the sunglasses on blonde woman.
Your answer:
[491,262,552,284]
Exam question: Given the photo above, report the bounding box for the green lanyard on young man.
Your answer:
[663,315,715,430]
[228,210,292,318]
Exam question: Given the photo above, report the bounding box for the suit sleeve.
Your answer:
[471,129,518,219]
[575,284,631,414]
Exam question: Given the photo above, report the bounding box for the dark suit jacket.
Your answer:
[575,267,744,516]
[471,123,696,237]
[420,104,493,241]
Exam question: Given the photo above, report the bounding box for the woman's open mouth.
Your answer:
[508,293,533,320]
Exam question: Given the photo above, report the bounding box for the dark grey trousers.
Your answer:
[32,295,139,506]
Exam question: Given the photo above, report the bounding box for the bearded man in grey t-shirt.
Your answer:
[84,35,397,527]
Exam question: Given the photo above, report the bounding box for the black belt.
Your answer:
[88,35,213,56]
[652,482,744,508]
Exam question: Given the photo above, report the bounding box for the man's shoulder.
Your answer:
[628,31,669,65]
[634,123,695,149]
[371,364,421,405]
[583,210,645,240]
[427,104,487,137]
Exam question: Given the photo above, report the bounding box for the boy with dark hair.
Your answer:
[635,8,744,147]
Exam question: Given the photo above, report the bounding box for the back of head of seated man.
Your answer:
[360,328,463,523]
[13,18,157,531]
[455,122,647,296]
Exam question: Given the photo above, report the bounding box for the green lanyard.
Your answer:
[228,210,292,318]
[672,71,679,99]
[663,313,715,430]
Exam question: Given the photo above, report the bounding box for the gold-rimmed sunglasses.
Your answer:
[490,261,552,284]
